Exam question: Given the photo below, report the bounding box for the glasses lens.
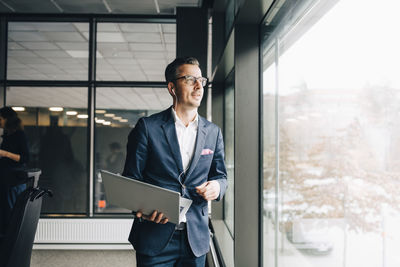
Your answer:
[185,76,196,85]
[200,77,207,86]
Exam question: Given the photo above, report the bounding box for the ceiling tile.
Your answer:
[56,42,88,50]
[14,57,49,64]
[124,32,162,43]
[97,23,121,32]
[43,32,87,42]
[8,50,38,58]
[119,23,159,33]
[129,43,164,51]
[4,0,61,13]
[164,33,176,43]
[8,32,48,42]
[106,58,137,65]
[20,41,59,50]
[162,24,176,33]
[30,22,77,32]
[56,0,109,13]
[34,50,70,58]
[8,42,24,50]
[97,42,130,52]
[97,32,126,43]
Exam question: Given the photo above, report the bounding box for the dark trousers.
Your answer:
[136,229,206,267]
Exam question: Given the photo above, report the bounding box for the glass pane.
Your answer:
[224,71,234,236]
[6,87,88,214]
[96,23,176,81]
[94,87,171,213]
[8,22,89,80]
[262,45,277,267]
[263,0,400,266]
[225,0,234,40]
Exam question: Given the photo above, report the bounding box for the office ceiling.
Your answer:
[2,0,200,115]
[7,22,176,81]
[0,0,201,14]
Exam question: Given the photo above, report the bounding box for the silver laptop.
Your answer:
[100,170,181,224]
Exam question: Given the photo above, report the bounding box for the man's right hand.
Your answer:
[136,210,169,224]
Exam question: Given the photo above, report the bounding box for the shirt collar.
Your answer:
[171,107,199,127]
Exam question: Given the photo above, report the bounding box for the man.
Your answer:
[122,57,227,266]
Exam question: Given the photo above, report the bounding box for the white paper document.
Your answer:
[179,197,192,223]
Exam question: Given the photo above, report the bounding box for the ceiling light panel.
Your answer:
[7,22,89,80]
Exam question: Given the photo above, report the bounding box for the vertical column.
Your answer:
[0,17,7,107]
[176,7,208,117]
[234,23,260,267]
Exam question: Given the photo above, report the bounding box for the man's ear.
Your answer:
[167,82,175,96]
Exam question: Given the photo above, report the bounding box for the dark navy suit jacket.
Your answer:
[122,107,227,257]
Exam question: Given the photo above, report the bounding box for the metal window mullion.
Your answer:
[1,17,7,106]
[88,18,97,217]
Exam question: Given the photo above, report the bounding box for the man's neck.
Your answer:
[173,105,198,127]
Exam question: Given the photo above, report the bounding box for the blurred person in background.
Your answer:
[0,107,29,235]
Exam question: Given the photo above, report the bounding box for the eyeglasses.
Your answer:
[174,75,208,87]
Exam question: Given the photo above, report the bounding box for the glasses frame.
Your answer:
[174,75,208,87]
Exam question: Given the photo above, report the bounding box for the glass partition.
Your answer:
[94,87,171,213]
[96,23,175,81]
[7,87,88,214]
[224,70,235,235]
[8,22,89,80]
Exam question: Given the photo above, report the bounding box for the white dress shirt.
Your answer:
[171,108,199,172]
[171,108,198,223]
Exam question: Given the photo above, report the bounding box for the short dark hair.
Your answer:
[165,57,200,84]
[0,106,23,135]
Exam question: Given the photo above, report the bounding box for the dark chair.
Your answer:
[0,169,52,267]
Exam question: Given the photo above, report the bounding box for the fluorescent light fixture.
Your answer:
[120,119,128,122]
[49,107,63,112]
[12,107,25,111]
[113,116,122,120]
[104,113,115,117]
[77,114,88,119]
[95,119,105,123]
[95,110,106,114]
[103,121,111,125]
[66,111,78,115]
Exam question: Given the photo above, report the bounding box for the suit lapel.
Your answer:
[162,113,184,174]
[185,117,207,180]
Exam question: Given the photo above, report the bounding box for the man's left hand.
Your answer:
[195,180,220,201]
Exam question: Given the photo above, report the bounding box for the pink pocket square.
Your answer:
[201,148,214,155]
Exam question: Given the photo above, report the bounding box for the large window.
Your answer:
[262,0,400,266]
